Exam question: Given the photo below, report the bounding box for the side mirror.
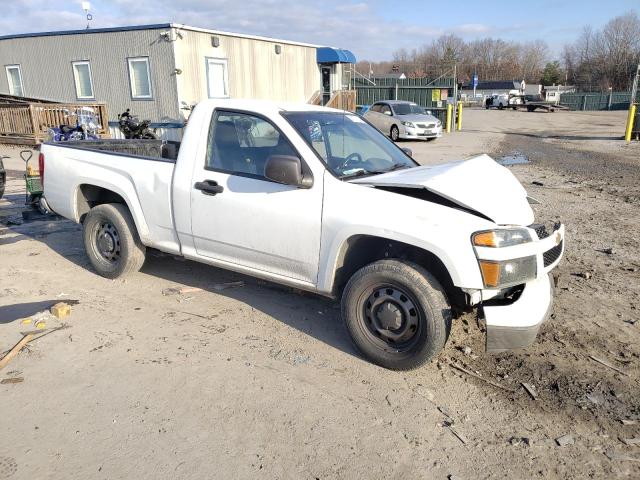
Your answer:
[425,110,432,115]
[265,155,309,187]
[383,110,392,116]
[401,147,412,157]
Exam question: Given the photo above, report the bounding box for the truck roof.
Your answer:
[198,99,348,116]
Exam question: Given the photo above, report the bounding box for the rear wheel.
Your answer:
[498,103,504,110]
[83,203,146,279]
[341,259,452,370]
[390,125,400,141]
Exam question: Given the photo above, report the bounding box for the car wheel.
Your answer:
[341,259,452,370]
[498,104,504,110]
[83,203,146,279]
[390,125,400,141]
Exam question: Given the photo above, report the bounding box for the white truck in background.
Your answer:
[39,99,565,370]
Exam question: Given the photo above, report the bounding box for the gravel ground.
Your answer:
[0,108,639,479]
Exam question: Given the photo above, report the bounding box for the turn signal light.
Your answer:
[479,261,501,287]
[473,231,497,247]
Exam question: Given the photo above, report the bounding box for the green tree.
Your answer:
[540,61,563,85]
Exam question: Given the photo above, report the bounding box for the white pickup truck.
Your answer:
[41,99,565,370]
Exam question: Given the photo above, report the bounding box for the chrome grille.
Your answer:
[416,123,436,129]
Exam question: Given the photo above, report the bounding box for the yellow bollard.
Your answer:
[456,101,463,131]
[446,103,452,133]
[625,104,636,142]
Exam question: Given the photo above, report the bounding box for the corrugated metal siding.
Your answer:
[173,28,320,105]
[560,91,639,111]
[355,77,454,122]
[0,28,180,123]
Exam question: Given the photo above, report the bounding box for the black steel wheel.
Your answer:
[390,125,400,141]
[83,203,146,278]
[342,259,452,370]
[360,284,423,353]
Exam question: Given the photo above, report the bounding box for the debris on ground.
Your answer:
[597,247,616,255]
[621,420,638,426]
[35,320,46,329]
[605,450,640,463]
[1,377,24,384]
[450,362,516,393]
[521,382,538,400]
[509,437,531,447]
[212,281,245,291]
[589,355,629,376]
[0,334,35,370]
[555,434,575,447]
[20,318,31,325]
[50,302,71,319]
[620,438,640,446]
[577,271,593,280]
[162,286,204,296]
[531,181,544,186]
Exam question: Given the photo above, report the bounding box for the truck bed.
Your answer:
[50,139,181,162]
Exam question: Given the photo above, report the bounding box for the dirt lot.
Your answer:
[1,109,639,479]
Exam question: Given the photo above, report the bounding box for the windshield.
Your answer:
[392,103,426,115]
[284,112,417,179]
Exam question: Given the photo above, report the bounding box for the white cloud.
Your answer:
[0,0,545,60]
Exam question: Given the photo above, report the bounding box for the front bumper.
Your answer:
[483,273,554,352]
[474,223,565,352]
[400,125,443,139]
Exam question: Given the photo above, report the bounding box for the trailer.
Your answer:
[512,95,569,113]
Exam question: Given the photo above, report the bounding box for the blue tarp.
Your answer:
[316,47,356,64]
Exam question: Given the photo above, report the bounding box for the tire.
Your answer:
[498,103,504,110]
[341,259,452,370]
[390,125,399,142]
[83,203,146,279]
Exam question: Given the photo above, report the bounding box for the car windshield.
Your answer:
[392,103,426,115]
[284,112,416,179]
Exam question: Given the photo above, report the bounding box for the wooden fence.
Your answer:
[0,102,110,145]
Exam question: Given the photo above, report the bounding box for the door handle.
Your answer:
[194,180,224,196]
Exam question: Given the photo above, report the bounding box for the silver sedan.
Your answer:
[363,100,442,142]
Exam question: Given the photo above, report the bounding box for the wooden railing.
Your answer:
[307,90,322,106]
[325,90,357,112]
[0,102,110,144]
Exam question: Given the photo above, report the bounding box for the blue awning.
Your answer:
[316,47,356,64]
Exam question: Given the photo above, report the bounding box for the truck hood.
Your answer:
[351,154,534,225]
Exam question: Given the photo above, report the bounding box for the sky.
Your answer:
[2,0,639,61]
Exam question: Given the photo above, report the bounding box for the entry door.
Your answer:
[190,110,323,284]
[321,66,331,105]
[206,58,229,98]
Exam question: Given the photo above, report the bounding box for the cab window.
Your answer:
[205,110,299,179]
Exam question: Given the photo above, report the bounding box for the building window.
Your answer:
[72,61,94,99]
[5,65,24,96]
[205,58,229,99]
[127,57,152,99]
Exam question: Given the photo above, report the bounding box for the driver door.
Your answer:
[190,110,323,284]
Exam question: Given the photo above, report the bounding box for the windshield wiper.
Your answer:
[371,163,411,174]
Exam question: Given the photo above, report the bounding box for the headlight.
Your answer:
[401,121,415,128]
[478,256,537,288]
[472,228,532,248]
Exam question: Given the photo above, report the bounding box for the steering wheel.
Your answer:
[340,152,363,170]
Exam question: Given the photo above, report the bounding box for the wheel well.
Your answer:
[77,184,127,223]
[332,235,466,310]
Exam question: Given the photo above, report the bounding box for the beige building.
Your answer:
[0,23,356,139]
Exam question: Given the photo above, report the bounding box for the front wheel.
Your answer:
[83,203,146,279]
[341,259,452,370]
[390,125,400,142]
